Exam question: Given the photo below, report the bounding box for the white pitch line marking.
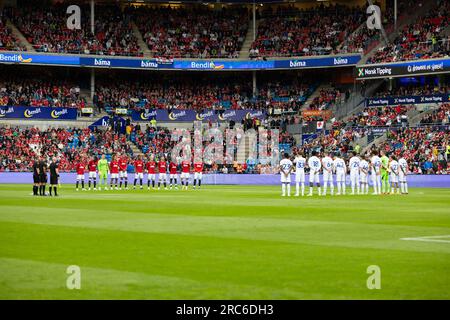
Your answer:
[400,235,450,243]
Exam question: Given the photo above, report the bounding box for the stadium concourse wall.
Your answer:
[0,173,449,188]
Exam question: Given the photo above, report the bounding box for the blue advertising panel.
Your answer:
[274,55,361,69]
[131,109,267,122]
[0,52,79,66]
[0,106,78,120]
[366,94,450,107]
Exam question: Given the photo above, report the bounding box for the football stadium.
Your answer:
[0,0,449,305]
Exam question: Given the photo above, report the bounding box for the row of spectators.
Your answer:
[367,0,450,64]
[0,13,25,51]
[372,84,449,97]
[0,78,86,108]
[419,103,450,125]
[7,4,141,56]
[347,105,409,127]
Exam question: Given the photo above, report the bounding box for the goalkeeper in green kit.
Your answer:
[97,154,109,191]
[380,150,390,194]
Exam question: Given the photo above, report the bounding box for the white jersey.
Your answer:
[371,155,381,174]
[294,156,306,173]
[308,156,322,174]
[359,160,369,174]
[322,156,334,174]
[389,160,399,174]
[398,158,408,174]
[280,159,293,183]
[349,156,361,173]
[333,158,346,173]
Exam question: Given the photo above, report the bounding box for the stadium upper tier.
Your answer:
[0,1,447,64]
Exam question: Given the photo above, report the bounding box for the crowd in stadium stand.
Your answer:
[372,84,449,97]
[0,14,25,51]
[8,4,141,56]
[376,127,449,174]
[367,0,450,64]
[93,78,315,113]
[347,105,409,127]
[249,4,365,58]
[0,78,86,108]
[419,103,450,125]
[133,6,248,58]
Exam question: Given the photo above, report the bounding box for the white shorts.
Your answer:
[372,172,380,182]
[119,171,128,178]
[169,173,178,179]
[350,171,359,183]
[111,173,119,179]
[88,171,97,179]
[147,173,156,180]
[390,174,398,183]
[135,172,143,179]
[76,174,85,180]
[309,172,320,184]
[323,171,333,182]
[194,172,202,180]
[335,171,345,182]
[181,172,190,179]
[280,173,291,183]
[295,171,305,183]
[360,173,368,183]
[398,172,406,182]
[159,173,167,181]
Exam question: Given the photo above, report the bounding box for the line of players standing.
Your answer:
[279,149,409,197]
[74,154,205,191]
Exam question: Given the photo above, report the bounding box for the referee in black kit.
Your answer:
[32,157,40,196]
[49,157,59,197]
[38,156,48,196]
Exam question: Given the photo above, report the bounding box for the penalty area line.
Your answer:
[400,235,450,243]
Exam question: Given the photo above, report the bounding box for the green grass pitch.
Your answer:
[0,184,449,299]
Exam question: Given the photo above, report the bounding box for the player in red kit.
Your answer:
[109,155,120,190]
[88,156,98,190]
[145,154,156,190]
[133,155,144,189]
[76,159,86,191]
[118,154,128,190]
[169,159,178,190]
[193,162,204,190]
[181,160,191,190]
[157,156,168,190]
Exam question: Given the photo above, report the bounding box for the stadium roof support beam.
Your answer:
[252,2,256,41]
[90,69,95,100]
[394,0,397,30]
[90,0,95,34]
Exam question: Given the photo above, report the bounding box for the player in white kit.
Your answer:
[348,152,361,195]
[307,151,322,196]
[293,151,306,196]
[398,156,408,194]
[321,152,334,196]
[359,155,370,195]
[279,153,294,197]
[370,150,382,195]
[333,153,346,195]
[389,155,400,195]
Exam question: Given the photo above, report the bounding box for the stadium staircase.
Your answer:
[359,0,439,64]
[238,19,260,59]
[6,19,35,52]
[131,22,152,57]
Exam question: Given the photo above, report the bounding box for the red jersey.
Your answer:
[169,162,178,174]
[88,160,97,172]
[76,163,85,175]
[158,161,167,173]
[146,161,156,174]
[119,158,127,171]
[181,161,190,173]
[194,162,203,173]
[109,161,119,174]
[134,160,144,173]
